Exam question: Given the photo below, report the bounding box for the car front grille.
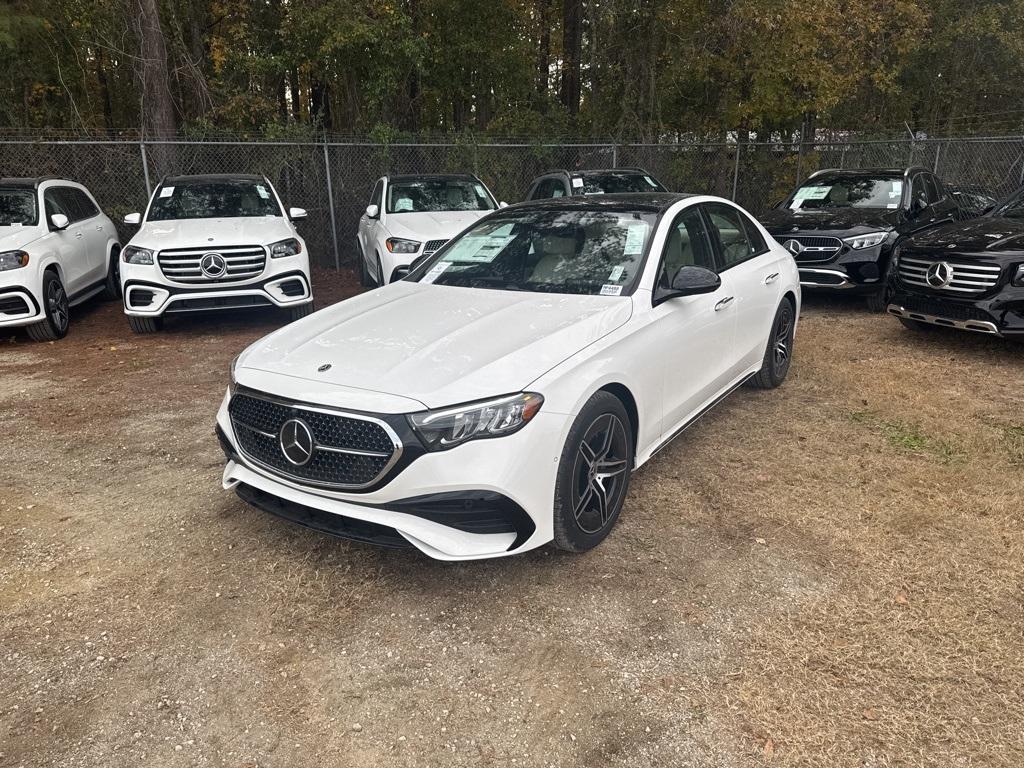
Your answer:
[228,391,402,490]
[898,255,1001,294]
[423,239,447,256]
[157,245,267,284]
[779,235,843,263]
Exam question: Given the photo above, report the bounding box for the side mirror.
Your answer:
[123,212,141,225]
[498,201,509,209]
[670,265,722,296]
[289,207,307,220]
[365,204,379,219]
[910,197,927,215]
[50,213,69,231]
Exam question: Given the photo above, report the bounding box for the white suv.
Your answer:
[356,174,503,285]
[120,174,314,333]
[0,177,121,341]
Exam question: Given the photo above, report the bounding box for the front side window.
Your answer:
[658,207,716,289]
[386,180,495,213]
[787,176,904,211]
[0,188,38,226]
[410,210,656,296]
[147,180,282,221]
[533,178,565,200]
[706,204,755,269]
[44,189,72,221]
[578,172,665,195]
[370,179,383,209]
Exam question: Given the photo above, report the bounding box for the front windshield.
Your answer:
[147,180,282,221]
[579,173,665,195]
[386,179,495,213]
[0,188,38,226]
[787,176,904,210]
[409,210,656,296]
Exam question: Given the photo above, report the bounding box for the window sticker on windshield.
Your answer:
[794,186,830,200]
[256,185,270,199]
[623,223,647,255]
[608,265,625,282]
[571,177,584,189]
[600,284,623,296]
[421,261,449,284]
[889,181,903,198]
[887,203,898,209]
[443,234,512,263]
[159,186,175,198]
[394,197,414,212]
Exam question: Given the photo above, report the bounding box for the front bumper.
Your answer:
[121,259,312,318]
[888,286,1024,337]
[0,273,43,328]
[215,389,565,560]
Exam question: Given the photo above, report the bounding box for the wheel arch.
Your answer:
[598,382,639,453]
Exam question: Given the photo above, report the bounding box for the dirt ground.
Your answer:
[1,270,1022,767]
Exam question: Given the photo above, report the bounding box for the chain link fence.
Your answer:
[3,135,1024,268]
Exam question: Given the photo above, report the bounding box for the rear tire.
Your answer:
[749,298,795,390]
[26,271,70,342]
[898,317,935,332]
[289,301,314,322]
[101,246,121,300]
[552,391,635,553]
[128,315,162,334]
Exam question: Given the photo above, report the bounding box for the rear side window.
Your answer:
[705,203,757,270]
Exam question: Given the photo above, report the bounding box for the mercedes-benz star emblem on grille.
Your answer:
[199,252,227,278]
[279,418,315,466]
[783,239,804,256]
[317,363,332,372]
[925,261,953,288]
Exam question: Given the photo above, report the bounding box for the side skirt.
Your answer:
[67,279,107,307]
[649,372,756,458]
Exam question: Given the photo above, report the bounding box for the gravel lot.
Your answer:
[2,271,1022,767]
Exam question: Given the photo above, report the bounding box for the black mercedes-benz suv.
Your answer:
[887,186,1024,340]
[524,168,667,200]
[760,167,962,311]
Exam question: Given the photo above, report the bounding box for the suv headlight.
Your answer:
[408,393,544,452]
[1013,264,1024,287]
[270,238,302,258]
[843,232,888,250]
[122,246,154,265]
[386,238,420,254]
[0,250,29,271]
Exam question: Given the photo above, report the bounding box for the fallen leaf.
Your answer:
[763,737,775,757]
[863,708,877,720]
[894,592,909,605]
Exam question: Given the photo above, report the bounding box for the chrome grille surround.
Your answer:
[898,255,1001,294]
[228,390,404,491]
[158,244,267,284]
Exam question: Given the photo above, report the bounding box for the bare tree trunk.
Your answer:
[289,68,301,121]
[536,0,551,100]
[310,79,331,130]
[135,0,176,138]
[95,47,114,135]
[560,0,583,115]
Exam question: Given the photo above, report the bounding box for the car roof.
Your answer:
[538,168,653,178]
[0,176,59,188]
[386,173,478,183]
[162,173,265,185]
[506,192,696,214]
[806,167,928,180]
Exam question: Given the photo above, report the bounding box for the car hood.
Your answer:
[760,207,900,236]
[131,216,295,249]
[385,210,489,242]
[0,226,43,251]
[902,215,1024,255]
[237,281,633,410]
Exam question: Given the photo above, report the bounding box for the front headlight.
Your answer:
[843,232,888,250]
[122,245,154,265]
[386,238,420,254]
[270,238,302,258]
[0,250,29,271]
[1013,264,1024,287]
[408,393,544,452]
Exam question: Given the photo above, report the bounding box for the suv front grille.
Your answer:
[158,245,267,283]
[780,235,843,263]
[423,239,447,256]
[898,256,1001,294]
[228,391,402,490]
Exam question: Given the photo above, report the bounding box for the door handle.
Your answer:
[74,232,83,239]
[96,225,104,231]
[764,272,780,285]
[714,296,735,311]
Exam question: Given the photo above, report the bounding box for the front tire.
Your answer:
[357,244,373,288]
[128,315,163,334]
[552,391,635,553]
[749,298,795,390]
[26,271,70,341]
[376,255,386,287]
[865,289,888,313]
[289,301,314,322]
[102,246,121,300]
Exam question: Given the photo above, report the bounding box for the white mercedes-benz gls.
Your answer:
[217,193,800,560]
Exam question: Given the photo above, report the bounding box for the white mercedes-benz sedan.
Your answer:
[217,194,800,560]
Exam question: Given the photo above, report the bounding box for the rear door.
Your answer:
[704,202,785,371]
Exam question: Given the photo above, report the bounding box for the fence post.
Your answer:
[611,143,617,168]
[933,141,942,174]
[840,146,846,169]
[795,140,803,185]
[731,144,741,201]
[140,141,152,197]
[322,142,341,270]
